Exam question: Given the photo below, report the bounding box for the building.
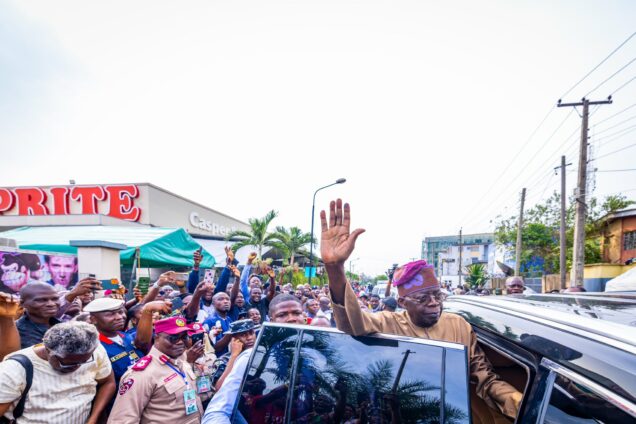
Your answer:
[0,183,252,263]
[422,233,504,285]
[600,208,636,265]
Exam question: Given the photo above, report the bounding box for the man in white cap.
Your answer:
[85,297,170,388]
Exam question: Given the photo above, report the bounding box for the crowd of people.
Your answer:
[0,199,533,424]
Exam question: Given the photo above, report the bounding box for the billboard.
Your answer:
[0,250,78,294]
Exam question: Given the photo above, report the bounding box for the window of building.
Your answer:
[542,373,634,424]
[624,230,636,251]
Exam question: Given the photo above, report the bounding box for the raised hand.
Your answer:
[156,271,176,287]
[320,199,365,266]
[229,265,241,279]
[224,246,235,264]
[193,249,203,268]
[247,252,257,265]
[142,300,172,315]
[0,292,20,319]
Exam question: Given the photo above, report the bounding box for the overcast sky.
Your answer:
[1,0,635,276]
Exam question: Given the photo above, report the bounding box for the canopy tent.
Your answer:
[0,226,216,268]
[605,267,636,292]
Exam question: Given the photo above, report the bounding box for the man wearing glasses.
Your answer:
[320,199,523,421]
[108,316,204,423]
[0,321,115,424]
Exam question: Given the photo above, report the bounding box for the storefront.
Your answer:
[0,183,252,287]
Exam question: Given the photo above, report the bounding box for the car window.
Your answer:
[232,326,299,424]
[542,374,635,424]
[289,329,470,424]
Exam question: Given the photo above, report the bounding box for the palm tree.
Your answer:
[225,210,279,258]
[464,263,490,289]
[271,226,314,266]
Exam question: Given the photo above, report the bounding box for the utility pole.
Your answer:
[558,97,612,287]
[514,188,526,276]
[554,156,572,290]
[458,228,463,286]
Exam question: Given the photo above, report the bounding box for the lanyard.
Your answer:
[165,361,190,388]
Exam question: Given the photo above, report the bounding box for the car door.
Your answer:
[232,323,471,424]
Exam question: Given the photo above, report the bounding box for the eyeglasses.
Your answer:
[404,292,447,305]
[166,333,189,344]
[54,353,95,369]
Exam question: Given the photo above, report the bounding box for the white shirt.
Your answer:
[201,349,252,424]
[0,344,112,424]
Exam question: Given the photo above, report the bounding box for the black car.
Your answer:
[230,293,636,423]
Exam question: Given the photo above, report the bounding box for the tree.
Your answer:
[271,226,314,267]
[495,193,634,276]
[376,274,389,281]
[464,263,489,289]
[226,210,279,257]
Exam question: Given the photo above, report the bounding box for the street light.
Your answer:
[308,178,346,286]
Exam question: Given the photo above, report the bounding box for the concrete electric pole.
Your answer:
[458,228,463,286]
[557,97,612,287]
[514,188,526,276]
[555,156,572,290]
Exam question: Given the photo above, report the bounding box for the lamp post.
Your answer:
[308,178,346,286]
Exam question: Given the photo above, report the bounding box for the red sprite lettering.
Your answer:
[0,189,15,214]
[105,185,141,221]
[49,187,70,215]
[14,188,49,215]
[71,186,106,214]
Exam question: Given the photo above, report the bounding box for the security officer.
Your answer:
[85,298,145,386]
[108,316,204,424]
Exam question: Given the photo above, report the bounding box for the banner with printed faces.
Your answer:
[0,250,78,294]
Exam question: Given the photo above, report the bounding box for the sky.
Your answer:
[1,0,635,276]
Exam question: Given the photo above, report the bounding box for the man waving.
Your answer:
[320,198,522,420]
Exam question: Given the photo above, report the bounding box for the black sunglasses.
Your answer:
[166,333,189,344]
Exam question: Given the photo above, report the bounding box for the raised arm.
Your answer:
[229,266,242,305]
[214,247,236,294]
[135,300,171,353]
[0,293,21,360]
[239,252,257,301]
[320,199,365,305]
[187,249,203,294]
[265,267,277,302]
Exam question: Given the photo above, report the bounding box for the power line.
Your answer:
[560,31,636,99]
[596,168,636,173]
[593,115,636,136]
[594,123,636,147]
[593,102,636,126]
[584,56,636,97]
[592,142,636,161]
[611,74,636,96]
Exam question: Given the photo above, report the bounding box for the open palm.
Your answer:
[320,199,365,265]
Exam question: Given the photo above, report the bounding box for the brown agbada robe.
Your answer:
[332,284,521,419]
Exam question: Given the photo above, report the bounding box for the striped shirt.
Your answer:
[0,344,112,424]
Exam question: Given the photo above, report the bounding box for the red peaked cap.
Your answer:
[392,260,440,297]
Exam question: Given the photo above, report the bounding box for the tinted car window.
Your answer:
[289,329,470,424]
[543,374,635,424]
[233,326,299,424]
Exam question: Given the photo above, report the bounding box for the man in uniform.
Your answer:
[85,298,170,387]
[107,316,203,424]
[319,199,523,421]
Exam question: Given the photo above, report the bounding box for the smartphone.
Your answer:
[137,277,150,295]
[204,269,215,284]
[174,272,189,282]
[100,279,120,290]
[171,297,184,312]
[191,332,204,345]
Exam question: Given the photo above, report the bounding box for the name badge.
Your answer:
[196,376,211,394]
[183,389,198,415]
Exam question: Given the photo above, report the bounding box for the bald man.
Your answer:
[505,277,525,295]
[16,283,62,348]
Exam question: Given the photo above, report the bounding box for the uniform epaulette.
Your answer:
[132,355,152,371]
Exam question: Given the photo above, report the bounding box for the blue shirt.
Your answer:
[203,313,233,355]
[99,331,144,385]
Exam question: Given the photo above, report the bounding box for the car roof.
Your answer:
[444,295,636,404]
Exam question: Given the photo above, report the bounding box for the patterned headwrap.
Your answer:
[392,260,440,297]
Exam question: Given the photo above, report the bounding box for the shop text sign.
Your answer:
[0,185,142,221]
[189,212,236,236]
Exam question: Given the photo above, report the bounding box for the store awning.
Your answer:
[193,238,272,265]
[0,226,216,268]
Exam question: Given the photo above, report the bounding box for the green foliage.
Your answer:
[494,193,634,275]
[270,226,314,266]
[226,210,279,257]
[290,270,308,287]
[464,263,489,289]
[376,274,388,281]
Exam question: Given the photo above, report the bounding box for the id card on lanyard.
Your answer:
[165,361,198,415]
